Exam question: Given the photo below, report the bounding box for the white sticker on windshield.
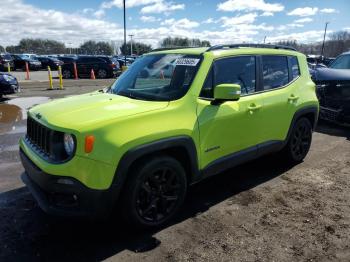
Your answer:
[175,58,200,66]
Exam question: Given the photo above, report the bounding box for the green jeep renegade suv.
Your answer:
[20,44,319,227]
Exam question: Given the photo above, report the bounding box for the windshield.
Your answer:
[330,54,350,69]
[110,54,201,101]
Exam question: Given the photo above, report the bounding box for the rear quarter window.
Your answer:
[288,56,300,80]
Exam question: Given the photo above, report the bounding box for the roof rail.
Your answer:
[207,43,297,52]
[151,46,205,52]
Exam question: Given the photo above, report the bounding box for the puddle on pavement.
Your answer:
[0,97,50,135]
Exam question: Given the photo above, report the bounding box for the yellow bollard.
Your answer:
[7,62,10,73]
[47,66,53,90]
[58,66,64,90]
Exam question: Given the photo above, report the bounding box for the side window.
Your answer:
[289,56,300,80]
[215,56,256,95]
[262,56,289,90]
[199,56,256,98]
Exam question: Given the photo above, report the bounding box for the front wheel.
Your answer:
[121,156,187,228]
[283,117,312,163]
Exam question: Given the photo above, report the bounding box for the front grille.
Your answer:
[26,117,52,158]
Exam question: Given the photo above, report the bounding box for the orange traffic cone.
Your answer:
[90,69,96,80]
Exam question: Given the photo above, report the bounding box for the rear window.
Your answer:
[262,56,289,90]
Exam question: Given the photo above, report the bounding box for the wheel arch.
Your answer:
[109,136,199,201]
[286,105,319,143]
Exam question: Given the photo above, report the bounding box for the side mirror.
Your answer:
[213,83,241,102]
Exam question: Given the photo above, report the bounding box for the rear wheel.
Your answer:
[97,69,108,78]
[283,117,312,163]
[121,156,187,228]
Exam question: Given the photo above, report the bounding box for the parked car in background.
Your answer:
[0,72,19,97]
[61,56,117,79]
[56,56,77,65]
[96,55,120,71]
[11,55,42,71]
[35,56,63,70]
[307,55,335,68]
[0,53,15,72]
[312,51,350,124]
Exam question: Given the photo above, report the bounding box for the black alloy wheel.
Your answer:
[122,156,187,227]
[62,69,72,79]
[285,117,312,163]
[97,69,107,78]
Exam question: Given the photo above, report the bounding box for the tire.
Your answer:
[97,69,108,78]
[62,69,72,79]
[121,156,187,228]
[282,117,312,163]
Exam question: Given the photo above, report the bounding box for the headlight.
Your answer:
[63,133,75,156]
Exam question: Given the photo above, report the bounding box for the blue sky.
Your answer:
[1,0,349,48]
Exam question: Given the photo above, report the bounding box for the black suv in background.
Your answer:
[0,53,14,71]
[35,56,63,70]
[312,51,350,124]
[11,55,42,71]
[61,56,117,79]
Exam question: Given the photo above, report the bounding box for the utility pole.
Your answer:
[263,36,267,44]
[321,22,329,58]
[123,0,127,66]
[129,34,134,56]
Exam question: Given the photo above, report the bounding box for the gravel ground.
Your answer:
[0,83,349,262]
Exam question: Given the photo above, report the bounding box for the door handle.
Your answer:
[247,104,262,112]
[288,94,299,101]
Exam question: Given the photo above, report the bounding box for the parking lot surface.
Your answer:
[0,82,350,261]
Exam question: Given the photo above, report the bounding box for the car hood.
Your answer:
[313,68,350,81]
[29,92,169,130]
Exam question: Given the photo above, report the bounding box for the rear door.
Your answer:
[260,55,301,143]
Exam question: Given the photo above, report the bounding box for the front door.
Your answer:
[197,55,265,169]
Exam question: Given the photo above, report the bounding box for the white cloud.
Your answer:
[140,1,185,14]
[220,13,258,27]
[101,0,160,9]
[294,17,313,23]
[320,8,337,14]
[93,9,105,18]
[100,0,184,15]
[268,30,332,43]
[261,11,274,17]
[140,16,159,22]
[161,18,199,29]
[287,7,318,17]
[217,0,284,13]
[202,18,215,24]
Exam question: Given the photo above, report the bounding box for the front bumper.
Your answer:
[319,106,350,124]
[20,149,117,218]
